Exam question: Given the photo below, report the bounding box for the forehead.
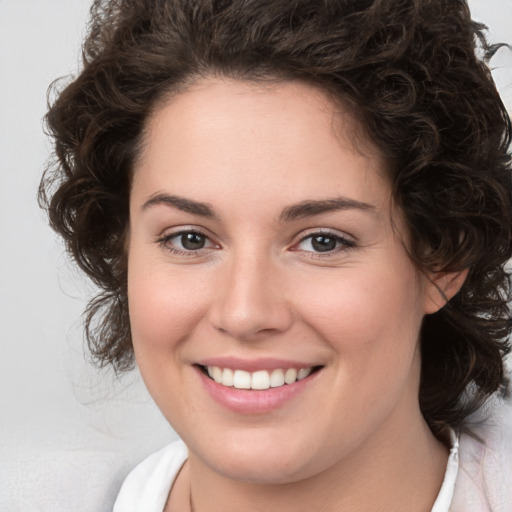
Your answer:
[142,77,380,161]
[133,78,391,215]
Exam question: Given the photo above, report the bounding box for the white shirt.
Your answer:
[114,394,512,512]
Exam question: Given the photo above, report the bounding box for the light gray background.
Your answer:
[1,1,511,510]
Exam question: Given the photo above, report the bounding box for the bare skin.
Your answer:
[128,78,464,512]
[166,408,448,512]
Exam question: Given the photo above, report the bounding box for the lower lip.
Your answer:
[196,367,319,414]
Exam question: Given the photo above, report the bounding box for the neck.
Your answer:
[178,411,448,512]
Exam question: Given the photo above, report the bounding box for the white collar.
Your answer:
[431,430,460,512]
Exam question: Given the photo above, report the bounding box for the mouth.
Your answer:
[198,364,323,391]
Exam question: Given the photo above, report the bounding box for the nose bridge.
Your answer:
[210,246,292,340]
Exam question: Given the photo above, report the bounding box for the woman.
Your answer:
[40,0,512,510]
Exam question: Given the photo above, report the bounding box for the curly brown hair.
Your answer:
[40,0,512,436]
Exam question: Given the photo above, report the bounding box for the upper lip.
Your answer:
[196,357,322,372]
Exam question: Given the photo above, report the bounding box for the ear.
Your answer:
[423,268,469,314]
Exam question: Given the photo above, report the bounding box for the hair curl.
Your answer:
[40,0,512,436]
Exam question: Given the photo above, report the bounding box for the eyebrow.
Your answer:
[141,193,376,222]
[142,193,217,219]
[278,197,376,222]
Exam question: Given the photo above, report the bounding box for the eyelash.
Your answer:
[156,228,216,257]
[156,228,357,258]
[292,230,356,257]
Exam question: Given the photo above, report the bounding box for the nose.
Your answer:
[208,253,293,341]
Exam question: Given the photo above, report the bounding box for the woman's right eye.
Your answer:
[158,230,217,255]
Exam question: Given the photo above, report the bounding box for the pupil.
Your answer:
[181,233,205,250]
[312,235,336,252]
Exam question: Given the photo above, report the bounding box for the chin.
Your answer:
[210,452,310,484]
[186,427,331,485]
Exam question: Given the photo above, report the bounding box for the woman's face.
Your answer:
[128,78,439,484]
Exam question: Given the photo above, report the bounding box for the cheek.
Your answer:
[126,254,212,414]
[127,254,209,356]
[291,260,425,366]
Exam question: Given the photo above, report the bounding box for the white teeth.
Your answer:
[211,366,223,384]
[221,368,234,387]
[297,368,312,380]
[251,370,270,390]
[284,368,298,384]
[233,370,251,389]
[270,369,285,388]
[205,365,315,390]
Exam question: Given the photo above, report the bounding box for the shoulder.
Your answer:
[113,439,188,512]
[452,393,512,512]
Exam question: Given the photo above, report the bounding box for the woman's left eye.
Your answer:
[294,232,355,254]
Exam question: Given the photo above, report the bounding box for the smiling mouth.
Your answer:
[198,365,322,391]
